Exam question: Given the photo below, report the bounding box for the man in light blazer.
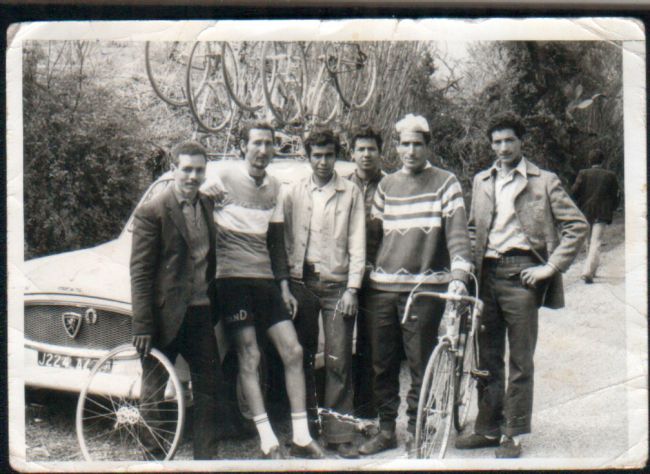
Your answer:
[456,112,588,458]
[130,141,228,460]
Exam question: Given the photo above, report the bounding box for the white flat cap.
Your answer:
[395,114,430,134]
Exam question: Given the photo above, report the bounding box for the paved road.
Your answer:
[364,217,646,468]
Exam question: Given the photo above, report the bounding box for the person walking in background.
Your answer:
[571,149,620,284]
[344,125,386,421]
[130,141,229,460]
[283,128,366,458]
[201,121,325,460]
[456,112,588,458]
[358,114,472,455]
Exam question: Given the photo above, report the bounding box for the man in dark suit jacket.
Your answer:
[456,112,587,458]
[571,149,620,283]
[130,141,226,460]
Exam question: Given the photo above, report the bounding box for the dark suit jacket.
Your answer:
[468,159,588,309]
[571,166,620,224]
[130,185,217,348]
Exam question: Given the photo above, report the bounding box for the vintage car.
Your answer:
[23,157,357,402]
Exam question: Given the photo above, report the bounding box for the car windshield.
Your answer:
[123,179,172,234]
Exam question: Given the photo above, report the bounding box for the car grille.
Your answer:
[25,304,132,350]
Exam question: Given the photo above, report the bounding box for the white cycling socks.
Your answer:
[253,413,279,454]
[291,411,312,447]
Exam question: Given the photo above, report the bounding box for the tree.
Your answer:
[23,41,155,258]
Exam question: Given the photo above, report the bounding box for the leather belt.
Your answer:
[484,249,539,266]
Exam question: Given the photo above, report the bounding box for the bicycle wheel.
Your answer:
[453,307,477,432]
[145,41,191,107]
[309,79,340,125]
[186,41,235,133]
[222,42,265,112]
[261,41,307,125]
[327,42,377,109]
[76,344,185,461]
[414,341,455,459]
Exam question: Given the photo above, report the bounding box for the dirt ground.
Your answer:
[23,213,639,466]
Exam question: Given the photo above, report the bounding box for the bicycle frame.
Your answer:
[403,288,487,378]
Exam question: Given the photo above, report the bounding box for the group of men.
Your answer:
[130,110,597,460]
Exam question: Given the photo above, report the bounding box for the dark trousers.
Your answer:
[365,288,445,434]
[474,257,542,438]
[291,271,356,444]
[353,284,377,419]
[141,305,226,460]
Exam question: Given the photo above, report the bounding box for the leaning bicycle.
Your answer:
[406,287,487,459]
[76,344,185,461]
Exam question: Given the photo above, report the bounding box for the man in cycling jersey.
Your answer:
[202,121,325,460]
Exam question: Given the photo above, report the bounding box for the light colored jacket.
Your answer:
[468,158,588,309]
[283,171,366,288]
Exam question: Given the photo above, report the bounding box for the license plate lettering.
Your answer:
[37,351,112,373]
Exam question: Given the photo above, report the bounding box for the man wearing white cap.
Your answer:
[359,114,472,455]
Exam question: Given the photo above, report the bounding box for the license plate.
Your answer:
[37,351,112,373]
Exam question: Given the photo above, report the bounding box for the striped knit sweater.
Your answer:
[369,164,472,292]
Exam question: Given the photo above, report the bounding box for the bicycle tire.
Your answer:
[145,42,190,107]
[261,42,307,125]
[414,341,455,459]
[186,41,234,133]
[327,43,377,109]
[221,42,264,113]
[76,344,185,462]
[310,79,340,125]
[453,311,477,432]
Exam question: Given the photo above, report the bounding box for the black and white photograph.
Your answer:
[6,18,647,471]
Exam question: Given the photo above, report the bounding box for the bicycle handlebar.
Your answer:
[402,291,484,325]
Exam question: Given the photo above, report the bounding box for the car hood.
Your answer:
[24,236,132,304]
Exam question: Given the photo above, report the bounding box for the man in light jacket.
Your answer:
[456,111,587,458]
[283,127,366,458]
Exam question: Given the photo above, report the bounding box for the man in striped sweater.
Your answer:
[359,114,472,456]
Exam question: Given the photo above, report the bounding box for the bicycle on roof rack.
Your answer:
[145,40,378,132]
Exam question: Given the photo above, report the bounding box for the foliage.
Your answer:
[458,41,624,187]
[23,42,158,258]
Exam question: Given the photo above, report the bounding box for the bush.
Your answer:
[23,42,153,258]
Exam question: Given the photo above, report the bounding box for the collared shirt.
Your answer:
[485,158,531,257]
[172,186,210,306]
[305,174,336,271]
[346,168,385,268]
[347,168,384,216]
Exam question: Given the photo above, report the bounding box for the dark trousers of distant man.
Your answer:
[365,288,445,434]
[140,305,227,460]
[474,254,544,438]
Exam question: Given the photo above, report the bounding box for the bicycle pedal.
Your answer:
[471,369,490,379]
[362,423,379,438]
